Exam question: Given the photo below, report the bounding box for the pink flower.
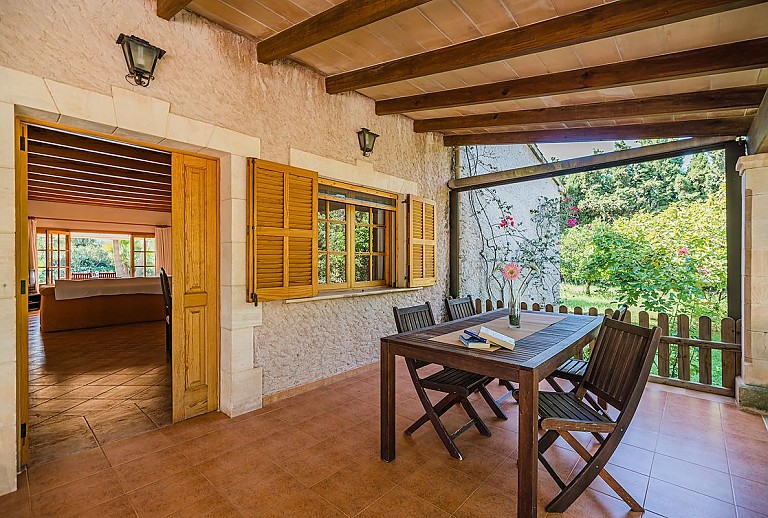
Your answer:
[571,206,580,213]
[698,267,710,277]
[678,247,689,256]
[567,218,578,227]
[500,220,507,228]
[586,224,593,230]
[502,263,521,281]
[500,215,514,228]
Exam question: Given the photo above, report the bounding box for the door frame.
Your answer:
[14,117,222,468]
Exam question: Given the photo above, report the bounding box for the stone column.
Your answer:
[738,153,768,414]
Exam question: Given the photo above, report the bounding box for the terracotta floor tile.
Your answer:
[620,426,658,452]
[359,485,450,517]
[278,437,356,487]
[27,447,110,495]
[102,429,174,466]
[30,468,124,517]
[737,506,768,518]
[0,475,31,518]
[126,468,216,518]
[558,488,642,518]
[256,487,346,518]
[113,445,191,492]
[218,467,306,514]
[399,459,484,514]
[654,431,729,473]
[57,384,113,399]
[607,443,655,476]
[87,402,158,444]
[77,494,137,518]
[166,493,240,518]
[28,417,100,467]
[570,460,649,506]
[32,398,89,413]
[258,426,322,463]
[727,449,768,484]
[160,412,229,444]
[30,385,79,399]
[645,478,736,518]
[311,462,395,516]
[231,411,290,439]
[732,475,768,515]
[345,436,428,484]
[651,453,733,504]
[177,427,253,464]
[196,441,279,489]
[94,385,150,400]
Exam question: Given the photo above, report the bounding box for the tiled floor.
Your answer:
[3,354,768,517]
[26,313,171,467]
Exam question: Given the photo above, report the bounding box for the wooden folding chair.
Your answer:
[445,295,517,400]
[160,268,172,359]
[537,317,661,513]
[546,304,629,393]
[394,302,508,460]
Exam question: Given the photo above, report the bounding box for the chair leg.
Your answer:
[545,430,641,513]
[558,431,643,512]
[538,429,560,455]
[405,394,457,436]
[478,385,508,420]
[459,397,492,437]
[546,375,567,392]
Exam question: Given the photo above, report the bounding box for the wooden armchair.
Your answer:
[537,317,660,512]
[394,302,508,460]
[160,268,172,358]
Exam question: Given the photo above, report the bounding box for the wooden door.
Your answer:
[15,121,29,467]
[171,153,220,422]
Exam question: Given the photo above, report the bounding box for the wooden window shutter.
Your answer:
[407,194,437,287]
[247,159,318,301]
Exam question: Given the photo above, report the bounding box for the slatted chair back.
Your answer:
[611,304,629,322]
[578,318,660,413]
[99,272,117,278]
[445,296,476,321]
[160,268,172,314]
[71,273,91,280]
[393,302,436,333]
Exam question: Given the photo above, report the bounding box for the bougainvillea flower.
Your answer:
[678,247,689,256]
[502,263,521,281]
[567,218,578,227]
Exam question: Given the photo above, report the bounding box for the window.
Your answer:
[37,230,69,283]
[132,235,156,277]
[318,181,395,290]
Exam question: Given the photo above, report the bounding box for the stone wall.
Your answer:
[459,145,561,305]
[0,0,450,491]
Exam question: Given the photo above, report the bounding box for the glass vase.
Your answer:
[508,288,521,328]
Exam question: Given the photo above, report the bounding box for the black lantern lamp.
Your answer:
[357,128,378,157]
[116,34,166,87]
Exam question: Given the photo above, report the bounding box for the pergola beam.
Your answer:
[376,38,768,115]
[257,0,431,64]
[443,118,753,147]
[414,86,766,133]
[448,137,737,191]
[326,0,764,94]
[157,0,191,20]
[747,89,768,154]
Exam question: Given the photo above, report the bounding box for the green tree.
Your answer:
[675,149,724,203]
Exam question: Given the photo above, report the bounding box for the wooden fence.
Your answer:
[472,299,742,397]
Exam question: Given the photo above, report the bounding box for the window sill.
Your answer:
[284,286,423,304]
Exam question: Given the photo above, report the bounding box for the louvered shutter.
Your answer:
[407,194,437,287]
[247,159,318,301]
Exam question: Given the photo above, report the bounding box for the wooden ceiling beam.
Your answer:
[449,137,737,191]
[257,0,432,64]
[27,156,172,186]
[28,178,171,200]
[415,86,766,133]
[747,89,768,154]
[377,38,768,115]
[28,125,171,164]
[28,184,171,205]
[157,0,192,20]
[28,193,169,212]
[327,0,765,94]
[442,117,754,146]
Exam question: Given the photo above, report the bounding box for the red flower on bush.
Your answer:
[567,218,578,227]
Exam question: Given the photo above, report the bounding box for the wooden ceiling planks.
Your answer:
[325,0,764,93]
[376,38,768,115]
[26,125,172,212]
[157,0,193,20]
[183,0,768,142]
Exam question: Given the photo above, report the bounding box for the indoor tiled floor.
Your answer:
[25,313,171,467]
[3,355,768,517]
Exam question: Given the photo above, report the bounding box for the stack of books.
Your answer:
[458,327,516,350]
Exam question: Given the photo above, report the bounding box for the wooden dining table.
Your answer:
[380,309,604,518]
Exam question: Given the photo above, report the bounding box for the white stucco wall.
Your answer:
[459,145,561,306]
[0,0,450,494]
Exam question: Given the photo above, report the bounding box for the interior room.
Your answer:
[24,124,173,466]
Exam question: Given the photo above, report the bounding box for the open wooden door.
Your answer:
[15,121,29,467]
[171,153,220,422]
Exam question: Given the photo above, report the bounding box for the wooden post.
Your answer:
[449,147,461,298]
[725,140,746,319]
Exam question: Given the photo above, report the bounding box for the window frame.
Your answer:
[131,234,157,277]
[317,179,397,291]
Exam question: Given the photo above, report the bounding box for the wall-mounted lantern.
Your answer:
[116,34,166,87]
[357,128,379,157]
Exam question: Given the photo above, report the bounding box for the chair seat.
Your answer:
[538,392,615,433]
[422,368,488,394]
[551,358,588,382]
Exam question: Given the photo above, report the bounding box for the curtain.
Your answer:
[28,218,37,292]
[155,226,172,276]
